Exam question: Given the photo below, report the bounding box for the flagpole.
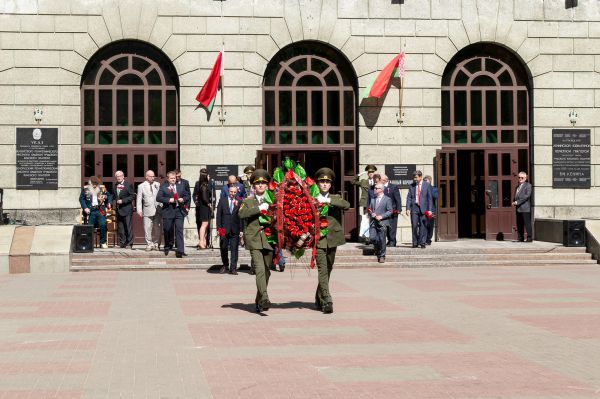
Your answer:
[219,44,225,124]
[399,76,404,123]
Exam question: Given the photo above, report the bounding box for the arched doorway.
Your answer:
[260,41,358,239]
[438,44,532,241]
[81,40,179,244]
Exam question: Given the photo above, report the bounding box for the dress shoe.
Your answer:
[426,241,432,246]
[164,249,170,256]
[412,245,418,248]
[120,244,127,248]
[230,270,238,275]
[182,253,188,257]
[279,265,285,272]
[219,266,227,274]
[315,298,322,311]
[525,238,533,243]
[249,268,256,275]
[176,252,183,258]
[420,245,426,249]
[261,299,271,311]
[101,243,109,249]
[378,258,385,264]
[322,303,333,314]
[129,245,134,250]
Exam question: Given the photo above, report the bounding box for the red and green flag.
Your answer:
[196,49,224,112]
[362,52,405,100]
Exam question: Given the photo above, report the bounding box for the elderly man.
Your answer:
[113,170,136,249]
[369,183,393,263]
[220,175,246,199]
[79,176,112,249]
[513,171,533,242]
[136,170,162,251]
[381,174,401,247]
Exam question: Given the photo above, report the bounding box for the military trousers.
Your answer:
[250,248,273,306]
[315,247,337,306]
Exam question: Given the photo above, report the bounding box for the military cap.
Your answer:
[365,164,377,173]
[250,169,271,184]
[243,165,256,174]
[315,167,335,182]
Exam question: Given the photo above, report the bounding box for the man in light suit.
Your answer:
[513,171,533,242]
[217,185,243,274]
[406,170,434,249]
[136,170,162,251]
[381,174,401,247]
[113,170,136,249]
[157,171,191,258]
[369,183,393,263]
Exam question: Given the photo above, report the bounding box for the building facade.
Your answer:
[0,0,599,242]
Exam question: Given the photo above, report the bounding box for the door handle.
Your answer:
[485,189,492,209]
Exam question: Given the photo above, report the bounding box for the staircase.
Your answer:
[70,241,597,271]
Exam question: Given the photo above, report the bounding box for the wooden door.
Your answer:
[484,149,517,240]
[436,149,458,240]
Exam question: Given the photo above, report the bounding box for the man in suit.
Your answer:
[381,174,401,247]
[423,175,439,245]
[239,169,274,313]
[351,164,377,214]
[314,167,350,314]
[405,170,434,248]
[369,183,393,263]
[220,175,247,199]
[157,171,191,258]
[136,169,162,251]
[79,176,112,249]
[175,169,192,209]
[513,171,533,242]
[113,170,136,249]
[217,185,243,274]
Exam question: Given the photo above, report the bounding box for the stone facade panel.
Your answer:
[300,0,322,40]
[504,22,528,52]
[148,17,172,49]
[517,38,540,63]
[534,187,574,206]
[431,0,461,20]
[553,54,596,72]
[528,21,559,38]
[364,36,401,55]
[533,89,553,108]
[157,0,191,16]
[14,85,60,105]
[477,0,500,42]
[162,35,187,61]
[553,89,595,108]
[368,0,400,19]
[574,72,600,89]
[416,19,448,37]
[422,54,446,76]
[58,144,81,165]
[270,18,292,49]
[401,0,431,19]
[422,89,440,107]
[436,37,458,62]
[318,0,338,43]
[461,0,481,44]
[0,14,20,31]
[338,0,368,19]
[404,37,436,54]
[534,72,573,89]
[60,51,87,74]
[514,0,544,21]
[59,125,80,145]
[351,19,385,36]
[253,0,284,18]
[58,165,81,187]
[329,19,351,50]
[138,1,159,41]
[495,1,514,44]
[173,17,207,35]
[14,50,59,68]
[284,0,304,42]
[378,126,423,145]
[243,126,262,145]
[528,55,552,77]
[54,16,88,33]
[384,19,416,37]
[0,33,38,50]
[240,17,271,35]
[206,17,240,35]
[20,15,54,33]
[539,38,574,55]
[243,52,267,77]
[173,52,199,76]
[574,39,600,55]
[342,36,365,63]
[558,21,589,38]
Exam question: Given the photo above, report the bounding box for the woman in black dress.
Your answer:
[193,169,211,249]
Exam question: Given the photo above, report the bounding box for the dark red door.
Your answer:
[484,148,517,240]
[436,149,458,240]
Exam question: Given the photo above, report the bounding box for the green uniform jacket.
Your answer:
[351,176,369,208]
[239,197,273,251]
[317,194,350,249]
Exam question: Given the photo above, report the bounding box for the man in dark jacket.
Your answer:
[405,170,434,248]
[381,174,401,247]
[113,170,136,249]
[513,171,533,242]
[157,171,191,258]
[217,185,243,274]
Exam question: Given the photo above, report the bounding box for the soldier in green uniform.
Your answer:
[241,165,255,195]
[314,167,350,314]
[238,169,274,312]
[351,164,377,213]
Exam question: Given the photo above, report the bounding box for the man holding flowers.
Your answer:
[314,167,350,314]
[239,169,275,313]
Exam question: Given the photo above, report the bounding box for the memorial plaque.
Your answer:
[552,129,591,188]
[16,127,58,190]
[206,164,237,194]
[385,164,416,188]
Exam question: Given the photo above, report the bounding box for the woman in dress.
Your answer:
[193,168,211,249]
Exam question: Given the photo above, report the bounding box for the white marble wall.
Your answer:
[0,0,599,226]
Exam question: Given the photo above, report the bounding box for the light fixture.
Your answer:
[33,107,43,125]
[569,110,578,126]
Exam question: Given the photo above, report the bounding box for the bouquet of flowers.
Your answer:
[262,158,329,268]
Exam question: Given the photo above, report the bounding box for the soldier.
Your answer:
[79,176,112,249]
[351,164,377,213]
[241,165,256,195]
[314,167,350,314]
[238,169,274,313]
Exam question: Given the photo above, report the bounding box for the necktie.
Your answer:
[151,183,155,195]
[416,184,421,205]
[376,197,381,209]
[229,198,233,213]
[516,184,522,195]
[170,184,175,193]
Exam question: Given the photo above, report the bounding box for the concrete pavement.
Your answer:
[1,264,600,398]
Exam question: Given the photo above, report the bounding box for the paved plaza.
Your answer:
[1,263,600,398]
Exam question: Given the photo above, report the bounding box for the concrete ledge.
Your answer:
[585,219,600,264]
[0,225,16,274]
[30,225,73,273]
[9,226,35,273]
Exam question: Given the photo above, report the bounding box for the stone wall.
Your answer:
[0,0,599,228]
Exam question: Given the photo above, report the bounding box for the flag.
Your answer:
[362,52,405,100]
[196,49,224,112]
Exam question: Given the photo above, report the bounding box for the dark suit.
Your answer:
[514,181,533,241]
[383,183,401,246]
[177,178,192,208]
[217,195,242,272]
[112,181,136,247]
[157,182,191,254]
[406,181,434,247]
[368,195,393,260]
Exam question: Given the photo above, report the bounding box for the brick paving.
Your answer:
[1,265,600,398]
